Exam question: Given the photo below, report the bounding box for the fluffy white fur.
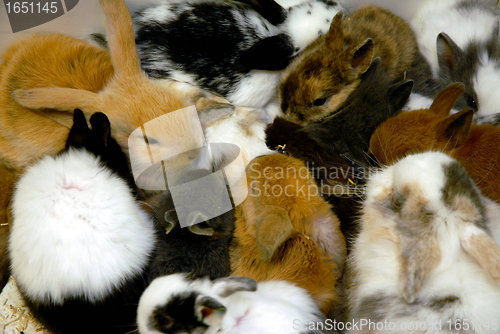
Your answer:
[473,53,500,121]
[9,149,156,304]
[348,152,500,333]
[411,0,499,75]
[137,273,323,334]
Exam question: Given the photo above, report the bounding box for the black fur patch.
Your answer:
[150,292,208,334]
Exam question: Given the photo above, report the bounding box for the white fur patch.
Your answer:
[284,0,344,52]
[403,93,435,112]
[228,72,281,109]
[411,0,498,74]
[473,53,500,119]
[9,150,156,304]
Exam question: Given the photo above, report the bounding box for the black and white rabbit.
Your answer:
[136,273,336,334]
[347,151,500,333]
[133,0,345,118]
[8,110,156,334]
[407,0,500,124]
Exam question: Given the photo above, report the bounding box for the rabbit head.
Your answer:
[349,152,500,324]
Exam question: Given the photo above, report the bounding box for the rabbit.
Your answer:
[1,0,239,197]
[140,182,235,281]
[408,0,500,123]
[133,0,345,114]
[230,153,346,316]
[8,110,156,334]
[137,273,336,334]
[301,57,414,168]
[346,151,500,333]
[370,82,500,204]
[279,5,424,126]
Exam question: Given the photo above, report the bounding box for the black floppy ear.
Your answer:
[233,34,294,72]
[233,0,287,25]
[388,80,414,116]
[65,109,90,150]
[89,112,112,148]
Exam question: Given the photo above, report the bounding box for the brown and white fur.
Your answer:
[370,83,500,204]
[230,153,346,315]
[279,6,421,126]
[347,151,500,333]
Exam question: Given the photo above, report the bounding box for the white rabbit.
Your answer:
[347,151,500,333]
[9,111,156,334]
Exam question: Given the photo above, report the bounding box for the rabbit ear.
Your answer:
[65,109,90,150]
[212,276,257,297]
[89,112,112,148]
[388,80,414,115]
[459,225,500,284]
[99,0,142,78]
[399,235,441,303]
[435,108,473,148]
[195,295,227,327]
[234,0,287,25]
[348,38,374,75]
[437,33,464,73]
[14,88,102,114]
[428,83,465,116]
[255,206,294,260]
[233,34,294,72]
[325,12,344,50]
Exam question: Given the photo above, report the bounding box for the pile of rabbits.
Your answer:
[4,0,500,333]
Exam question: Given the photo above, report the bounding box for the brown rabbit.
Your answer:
[369,83,500,204]
[230,153,346,315]
[280,5,420,126]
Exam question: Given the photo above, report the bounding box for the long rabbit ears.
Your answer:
[99,0,142,78]
[13,88,103,115]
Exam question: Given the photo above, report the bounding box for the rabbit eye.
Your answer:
[466,96,477,110]
[313,98,327,107]
[147,137,158,145]
[155,314,173,329]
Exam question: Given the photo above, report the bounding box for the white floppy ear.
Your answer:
[195,295,226,327]
[459,224,500,284]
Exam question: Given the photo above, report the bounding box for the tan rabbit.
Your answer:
[230,153,346,315]
[279,6,420,126]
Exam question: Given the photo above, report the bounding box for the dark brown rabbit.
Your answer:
[280,5,421,126]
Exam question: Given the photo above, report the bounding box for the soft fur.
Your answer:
[370,83,500,204]
[141,186,235,281]
[409,0,500,122]
[279,5,422,126]
[347,152,500,333]
[230,153,346,315]
[133,0,345,112]
[9,111,156,334]
[137,273,331,334]
[302,57,414,167]
[2,0,229,192]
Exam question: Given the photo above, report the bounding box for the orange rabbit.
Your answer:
[230,153,346,315]
[370,83,500,203]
